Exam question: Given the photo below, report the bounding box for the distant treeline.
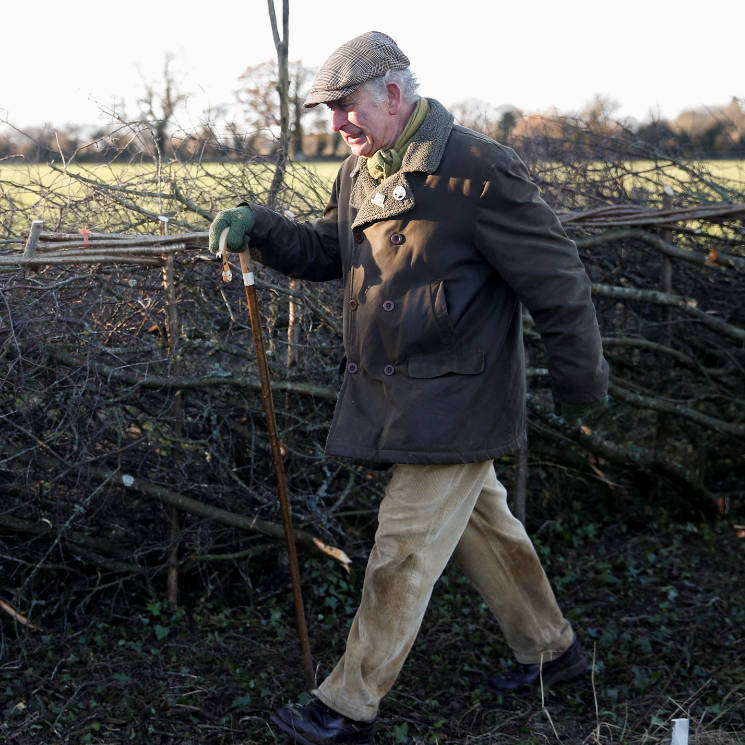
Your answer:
[2,94,744,164]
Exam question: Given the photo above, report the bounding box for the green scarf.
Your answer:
[366,97,430,181]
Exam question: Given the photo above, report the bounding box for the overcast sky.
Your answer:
[3,0,742,132]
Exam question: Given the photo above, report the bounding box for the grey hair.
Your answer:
[361,68,419,105]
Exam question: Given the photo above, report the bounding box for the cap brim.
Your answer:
[303,83,361,109]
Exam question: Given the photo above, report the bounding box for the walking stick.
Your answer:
[219,229,315,690]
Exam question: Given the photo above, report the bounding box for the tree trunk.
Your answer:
[267,0,290,208]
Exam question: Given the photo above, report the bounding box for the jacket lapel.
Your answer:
[349,98,455,230]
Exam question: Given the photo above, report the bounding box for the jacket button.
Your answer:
[390,233,405,245]
[383,364,395,376]
[354,231,365,244]
[349,298,359,310]
[347,362,359,374]
[382,300,394,312]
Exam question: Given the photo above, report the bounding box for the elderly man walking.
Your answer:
[210,30,608,745]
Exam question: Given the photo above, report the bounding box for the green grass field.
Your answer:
[1,157,742,238]
[0,160,343,222]
[2,158,743,195]
[0,160,343,192]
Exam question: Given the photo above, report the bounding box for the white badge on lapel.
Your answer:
[371,192,386,208]
[393,185,407,201]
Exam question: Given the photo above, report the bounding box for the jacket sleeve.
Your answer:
[245,167,345,282]
[473,147,609,403]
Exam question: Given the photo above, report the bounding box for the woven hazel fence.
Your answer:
[0,150,744,621]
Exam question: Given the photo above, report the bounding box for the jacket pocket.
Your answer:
[407,349,485,379]
[430,280,457,344]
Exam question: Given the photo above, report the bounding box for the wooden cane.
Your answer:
[219,229,314,690]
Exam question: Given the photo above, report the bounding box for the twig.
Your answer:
[170,178,214,221]
[0,598,41,630]
[47,344,337,399]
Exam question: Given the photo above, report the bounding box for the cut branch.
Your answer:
[607,381,745,438]
[592,283,745,342]
[0,444,351,567]
[526,395,718,513]
[575,228,745,272]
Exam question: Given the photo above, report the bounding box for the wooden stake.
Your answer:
[23,219,43,277]
[161,216,182,609]
[654,188,675,463]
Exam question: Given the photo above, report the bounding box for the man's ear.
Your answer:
[386,82,403,115]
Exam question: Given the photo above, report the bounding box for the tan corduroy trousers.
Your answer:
[314,461,574,721]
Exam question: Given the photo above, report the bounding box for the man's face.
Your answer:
[326,87,398,157]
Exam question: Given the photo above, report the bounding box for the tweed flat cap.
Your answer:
[304,31,409,108]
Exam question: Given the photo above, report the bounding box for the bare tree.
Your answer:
[673,97,745,153]
[579,93,623,134]
[266,0,290,208]
[137,54,189,159]
[451,98,504,138]
[236,58,319,160]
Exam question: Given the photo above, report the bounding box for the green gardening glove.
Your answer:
[208,206,255,255]
[553,396,609,426]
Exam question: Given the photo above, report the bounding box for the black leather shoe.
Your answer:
[270,698,375,745]
[489,635,588,692]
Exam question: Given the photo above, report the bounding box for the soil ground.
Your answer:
[2,512,744,745]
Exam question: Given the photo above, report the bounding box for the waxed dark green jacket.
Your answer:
[248,99,608,465]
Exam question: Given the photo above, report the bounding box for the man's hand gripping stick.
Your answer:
[219,228,256,288]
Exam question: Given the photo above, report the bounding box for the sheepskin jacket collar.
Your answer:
[349,98,454,229]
